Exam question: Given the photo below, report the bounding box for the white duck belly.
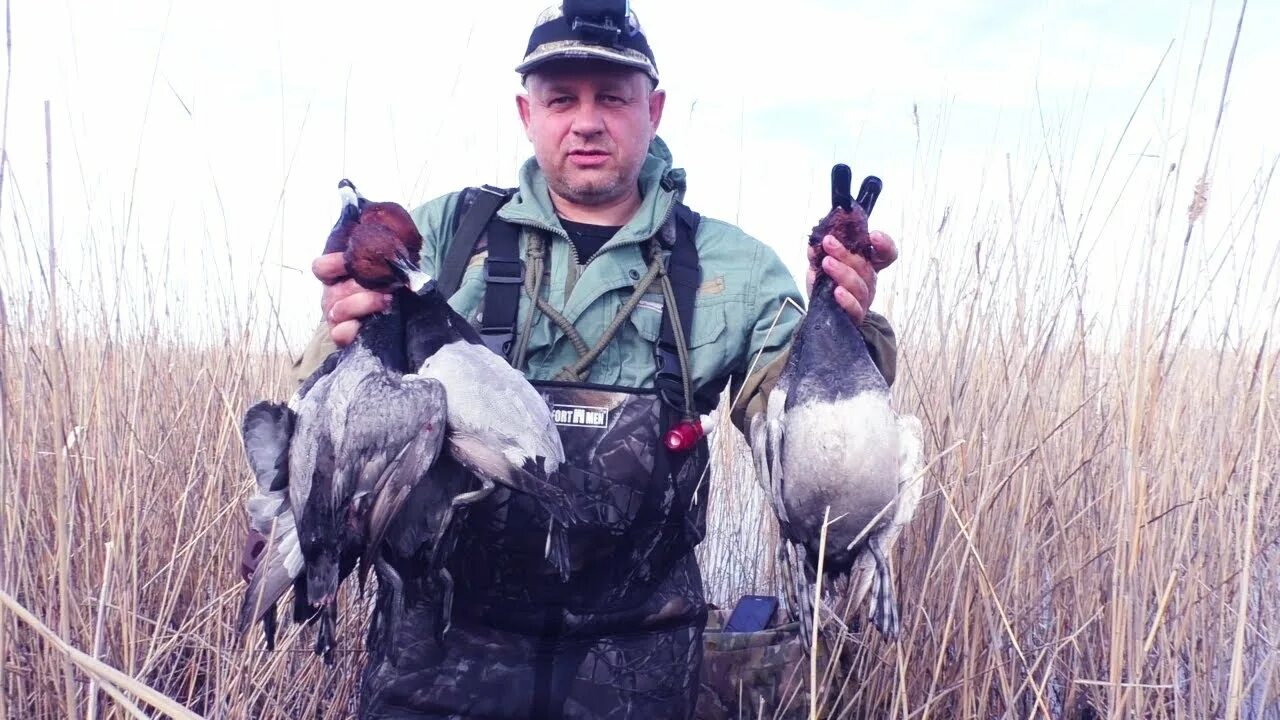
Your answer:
[780,390,901,553]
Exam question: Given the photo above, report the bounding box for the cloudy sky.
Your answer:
[1,0,1275,349]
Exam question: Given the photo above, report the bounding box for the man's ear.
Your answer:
[648,88,666,136]
[516,93,534,142]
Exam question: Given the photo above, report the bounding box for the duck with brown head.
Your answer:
[342,196,580,590]
[749,167,924,648]
[237,180,450,663]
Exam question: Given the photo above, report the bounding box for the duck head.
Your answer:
[808,203,879,273]
[338,193,435,294]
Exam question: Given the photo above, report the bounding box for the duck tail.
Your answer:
[236,550,294,641]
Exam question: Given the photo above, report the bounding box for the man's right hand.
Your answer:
[314,252,392,347]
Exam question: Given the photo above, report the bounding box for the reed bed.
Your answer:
[2,4,1278,718]
[5,182,1276,717]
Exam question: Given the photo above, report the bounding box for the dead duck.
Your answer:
[750,168,924,643]
[346,205,578,586]
[237,181,449,662]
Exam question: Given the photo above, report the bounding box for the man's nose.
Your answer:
[570,101,605,136]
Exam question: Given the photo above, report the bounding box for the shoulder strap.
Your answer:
[654,203,702,415]
[478,216,523,359]
[437,185,515,299]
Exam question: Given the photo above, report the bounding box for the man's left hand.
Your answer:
[806,231,898,325]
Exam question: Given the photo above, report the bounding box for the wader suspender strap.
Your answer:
[655,204,701,418]
[654,205,703,548]
[436,185,515,300]
[478,217,523,358]
[443,185,704,405]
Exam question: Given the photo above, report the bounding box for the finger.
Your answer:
[867,230,898,270]
[330,319,360,348]
[313,252,349,284]
[329,291,391,325]
[832,285,867,325]
[320,278,362,319]
[821,254,872,307]
[806,266,817,297]
[823,237,877,288]
[821,234,868,270]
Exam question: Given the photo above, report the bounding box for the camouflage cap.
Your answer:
[516,2,660,85]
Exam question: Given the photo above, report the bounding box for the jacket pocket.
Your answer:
[628,299,726,348]
[628,301,727,390]
[447,251,487,325]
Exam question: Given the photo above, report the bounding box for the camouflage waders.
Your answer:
[360,383,712,719]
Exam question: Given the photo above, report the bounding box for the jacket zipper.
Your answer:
[505,192,677,298]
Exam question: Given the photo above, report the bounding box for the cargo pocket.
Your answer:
[697,609,811,720]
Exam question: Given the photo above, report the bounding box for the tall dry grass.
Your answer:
[3,6,1279,720]
[5,193,1276,719]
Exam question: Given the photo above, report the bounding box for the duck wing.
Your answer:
[242,401,294,493]
[892,414,925,529]
[749,385,795,531]
[417,342,571,513]
[237,402,304,643]
[337,373,448,586]
[236,507,303,640]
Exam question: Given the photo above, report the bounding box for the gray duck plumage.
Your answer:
[237,182,449,662]
[749,197,924,647]
[389,245,578,586]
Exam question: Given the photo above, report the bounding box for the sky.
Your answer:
[0,0,1275,351]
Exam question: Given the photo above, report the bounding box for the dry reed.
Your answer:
[2,3,1278,719]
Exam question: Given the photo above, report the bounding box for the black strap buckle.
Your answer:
[483,257,524,285]
[479,330,514,358]
[654,342,686,413]
[479,258,521,358]
[572,17,622,46]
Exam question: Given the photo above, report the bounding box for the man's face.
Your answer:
[517,61,665,208]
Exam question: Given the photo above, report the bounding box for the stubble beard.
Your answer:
[550,171,629,207]
[547,146,648,208]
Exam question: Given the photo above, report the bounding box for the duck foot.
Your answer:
[375,558,406,640]
[428,478,497,573]
[262,604,278,651]
[867,538,899,640]
[314,601,338,665]
[435,568,454,645]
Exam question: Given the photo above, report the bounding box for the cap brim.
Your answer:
[516,43,659,83]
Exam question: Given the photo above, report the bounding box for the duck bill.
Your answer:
[388,254,436,295]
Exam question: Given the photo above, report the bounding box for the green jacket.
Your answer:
[294,137,896,431]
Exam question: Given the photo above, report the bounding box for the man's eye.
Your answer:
[602,95,625,104]
[549,96,573,106]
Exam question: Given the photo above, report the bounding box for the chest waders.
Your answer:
[359,186,720,720]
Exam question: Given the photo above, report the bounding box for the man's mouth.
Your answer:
[568,149,610,167]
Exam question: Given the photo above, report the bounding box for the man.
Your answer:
[282,3,898,718]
